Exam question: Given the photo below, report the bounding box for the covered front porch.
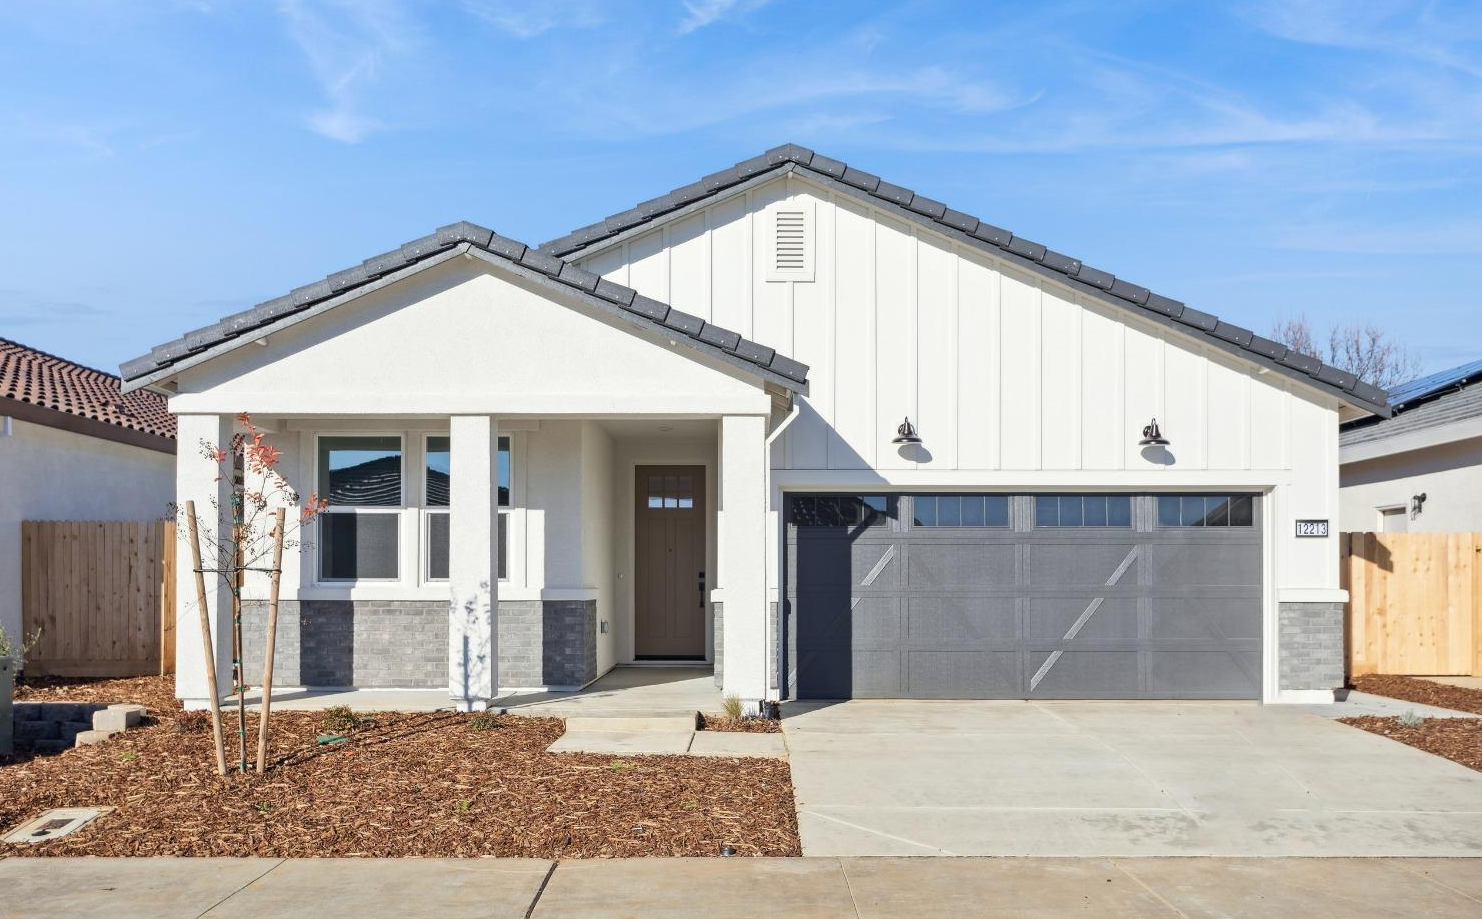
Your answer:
[175,410,776,713]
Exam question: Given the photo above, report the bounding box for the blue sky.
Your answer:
[1,0,1479,378]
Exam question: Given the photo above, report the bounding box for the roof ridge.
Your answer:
[119,223,809,393]
[536,143,1389,416]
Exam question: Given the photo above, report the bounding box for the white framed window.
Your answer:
[421,434,511,583]
[315,434,404,582]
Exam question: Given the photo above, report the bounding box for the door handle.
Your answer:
[698,571,705,609]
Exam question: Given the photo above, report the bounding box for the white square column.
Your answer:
[449,415,500,710]
[174,413,234,709]
[719,413,768,704]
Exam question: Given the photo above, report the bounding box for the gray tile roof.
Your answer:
[119,223,808,393]
[539,143,1390,417]
[1341,362,1482,448]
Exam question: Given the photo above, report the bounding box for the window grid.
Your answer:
[911,495,1010,528]
[1035,495,1132,528]
[1157,494,1254,528]
[789,495,890,528]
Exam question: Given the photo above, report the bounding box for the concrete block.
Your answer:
[74,729,117,747]
[93,705,147,733]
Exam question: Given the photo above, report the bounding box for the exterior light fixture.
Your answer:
[1138,418,1169,447]
[1411,492,1427,517]
[892,417,922,445]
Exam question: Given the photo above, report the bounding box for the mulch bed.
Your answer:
[698,715,782,733]
[1340,715,1482,773]
[14,674,178,712]
[1351,674,1482,715]
[3,677,799,858]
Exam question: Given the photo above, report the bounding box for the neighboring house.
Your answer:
[120,145,1388,709]
[1339,359,1482,533]
[0,337,176,651]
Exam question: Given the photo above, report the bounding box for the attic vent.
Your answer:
[768,205,813,282]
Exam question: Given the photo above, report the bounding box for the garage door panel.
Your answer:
[907,544,1017,589]
[907,597,1019,645]
[1028,650,1141,698]
[1147,598,1262,641]
[906,651,1020,698]
[788,493,1262,700]
[852,651,903,696]
[1026,544,1139,588]
[850,599,903,647]
[1024,597,1139,641]
[1149,544,1260,587]
[1148,651,1261,697]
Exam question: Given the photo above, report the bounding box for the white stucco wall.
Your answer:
[0,416,174,651]
[1340,437,1482,532]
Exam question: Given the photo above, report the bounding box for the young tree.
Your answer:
[182,413,327,774]
[1268,315,1420,393]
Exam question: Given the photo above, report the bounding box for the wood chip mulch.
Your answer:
[1351,674,1482,715]
[3,677,800,859]
[698,715,782,733]
[13,674,178,712]
[1339,715,1482,773]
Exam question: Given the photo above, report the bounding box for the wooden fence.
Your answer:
[20,520,176,677]
[1342,531,1482,677]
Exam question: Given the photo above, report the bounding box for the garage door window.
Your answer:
[1157,494,1254,527]
[789,495,890,527]
[911,495,1009,527]
[1035,494,1132,528]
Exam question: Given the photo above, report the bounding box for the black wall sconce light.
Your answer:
[1138,417,1169,447]
[892,417,922,445]
[1411,492,1427,518]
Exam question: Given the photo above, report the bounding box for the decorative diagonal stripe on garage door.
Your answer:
[1028,545,1139,691]
[849,544,897,611]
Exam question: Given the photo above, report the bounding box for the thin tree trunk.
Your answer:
[185,501,227,776]
[256,508,286,773]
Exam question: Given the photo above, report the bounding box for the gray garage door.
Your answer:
[785,493,1262,700]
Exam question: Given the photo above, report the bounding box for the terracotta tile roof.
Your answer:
[1,337,175,440]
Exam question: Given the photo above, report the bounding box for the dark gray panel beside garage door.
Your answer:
[786,494,1262,700]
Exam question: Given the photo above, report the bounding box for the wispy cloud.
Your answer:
[461,0,606,39]
[678,0,775,34]
[277,0,420,143]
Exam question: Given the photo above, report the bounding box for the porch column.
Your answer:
[719,414,768,705]
[448,415,500,710]
[174,413,234,709]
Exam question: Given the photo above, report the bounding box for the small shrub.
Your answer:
[467,711,502,732]
[173,710,211,733]
[319,705,362,734]
[456,799,472,813]
[721,695,743,720]
[1399,709,1427,728]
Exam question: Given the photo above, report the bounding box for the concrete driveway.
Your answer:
[782,700,1482,857]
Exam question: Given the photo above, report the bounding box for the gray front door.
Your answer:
[786,493,1262,700]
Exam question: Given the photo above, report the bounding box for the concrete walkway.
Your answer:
[3,856,1482,918]
[782,700,1482,857]
[238,666,722,717]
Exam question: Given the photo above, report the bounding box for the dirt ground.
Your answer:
[1352,674,1482,715]
[1340,715,1482,773]
[2,676,799,858]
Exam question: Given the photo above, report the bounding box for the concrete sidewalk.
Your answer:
[3,856,1482,918]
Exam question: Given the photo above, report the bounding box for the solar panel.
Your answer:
[1387,356,1482,410]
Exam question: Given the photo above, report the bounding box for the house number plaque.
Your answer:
[1294,519,1329,538]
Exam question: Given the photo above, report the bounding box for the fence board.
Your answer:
[21,519,176,677]
[1344,531,1481,677]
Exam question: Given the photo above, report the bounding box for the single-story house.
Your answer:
[120,145,1388,710]
[1340,358,1482,532]
[1,337,176,652]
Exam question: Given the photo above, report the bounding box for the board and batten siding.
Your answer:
[577,173,1344,606]
[577,173,1328,477]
